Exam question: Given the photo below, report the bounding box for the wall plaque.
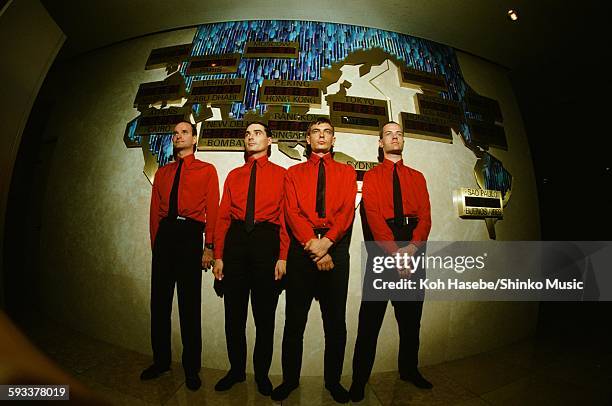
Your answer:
[401,112,453,143]
[133,73,186,107]
[243,41,299,58]
[454,187,503,219]
[135,107,190,135]
[468,118,508,150]
[145,44,193,70]
[198,120,250,151]
[399,66,448,93]
[259,80,322,106]
[415,93,463,124]
[327,95,388,135]
[267,112,323,141]
[187,78,246,104]
[185,53,241,75]
[465,90,503,123]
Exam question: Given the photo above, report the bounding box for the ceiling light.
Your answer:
[507,9,519,21]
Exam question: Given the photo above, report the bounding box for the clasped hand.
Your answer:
[395,243,418,279]
[304,237,334,271]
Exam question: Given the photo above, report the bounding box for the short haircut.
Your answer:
[307,117,334,136]
[379,120,401,139]
[305,117,335,157]
[244,121,273,158]
[246,121,271,137]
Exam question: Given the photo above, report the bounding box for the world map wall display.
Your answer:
[123,20,513,238]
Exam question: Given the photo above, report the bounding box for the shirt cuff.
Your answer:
[409,240,426,249]
[379,241,399,255]
[300,234,317,246]
[325,229,339,243]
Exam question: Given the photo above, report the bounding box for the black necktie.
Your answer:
[168,159,183,219]
[393,163,404,226]
[245,161,257,232]
[316,158,326,218]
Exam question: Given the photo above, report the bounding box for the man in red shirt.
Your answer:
[349,121,432,402]
[271,118,357,403]
[141,121,219,391]
[212,122,288,396]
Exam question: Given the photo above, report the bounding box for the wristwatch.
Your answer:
[204,243,214,250]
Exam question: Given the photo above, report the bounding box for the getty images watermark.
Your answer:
[360,241,612,301]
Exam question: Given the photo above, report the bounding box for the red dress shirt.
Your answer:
[214,155,289,260]
[284,152,357,245]
[150,153,219,248]
[362,158,431,253]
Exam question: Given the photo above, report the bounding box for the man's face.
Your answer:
[379,122,404,155]
[307,121,335,153]
[244,123,271,155]
[173,122,197,151]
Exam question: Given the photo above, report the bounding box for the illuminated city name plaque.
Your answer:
[454,187,503,219]
[187,78,246,104]
[198,120,249,151]
[145,44,193,70]
[133,73,186,107]
[328,95,388,135]
[243,41,300,58]
[401,112,453,143]
[465,90,503,123]
[266,112,323,141]
[468,119,508,150]
[399,66,448,93]
[135,107,191,135]
[259,80,322,106]
[185,53,241,75]
[415,93,463,124]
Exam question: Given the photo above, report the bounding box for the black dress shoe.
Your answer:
[214,372,246,391]
[271,381,299,401]
[256,376,273,396]
[349,383,365,402]
[140,364,170,381]
[400,369,433,389]
[185,374,202,391]
[325,382,350,403]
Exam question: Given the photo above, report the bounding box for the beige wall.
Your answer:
[38,26,539,375]
[0,0,64,307]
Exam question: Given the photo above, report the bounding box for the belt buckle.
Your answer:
[177,216,186,221]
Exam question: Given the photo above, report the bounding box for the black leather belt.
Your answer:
[162,216,205,226]
[231,219,280,232]
[313,227,330,239]
[386,216,419,227]
[160,216,205,234]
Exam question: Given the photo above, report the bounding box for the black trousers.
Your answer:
[351,290,424,386]
[222,221,281,379]
[281,233,351,386]
[150,218,203,375]
[352,220,425,386]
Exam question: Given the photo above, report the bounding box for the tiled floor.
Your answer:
[16,317,612,405]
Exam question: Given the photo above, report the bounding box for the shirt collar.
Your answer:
[309,152,333,165]
[382,157,403,169]
[247,154,269,168]
[176,153,196,167]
